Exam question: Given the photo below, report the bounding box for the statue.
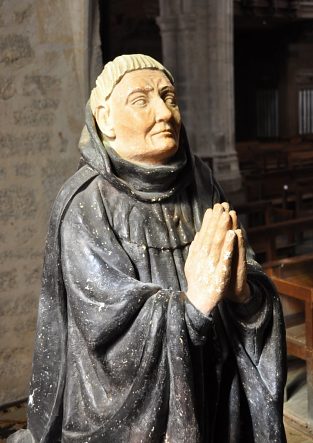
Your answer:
[9,54,286,442]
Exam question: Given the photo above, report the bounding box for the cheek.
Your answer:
[117,122,148,142]
[174,109,182,127]
[123,110,153,134]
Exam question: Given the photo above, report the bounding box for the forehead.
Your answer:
[111,69,174,98]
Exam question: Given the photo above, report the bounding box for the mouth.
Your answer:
[153,128,175,137]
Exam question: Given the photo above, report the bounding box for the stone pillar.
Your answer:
[192,1,211,157]
[206,0,241,192]
[176,14,196,146]
[68,0,102,103]
[157,1,196,148]
[158,0,242,194]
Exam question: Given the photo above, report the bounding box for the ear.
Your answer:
[95,104,116,140]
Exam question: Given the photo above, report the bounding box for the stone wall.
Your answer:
[0,0,98,403]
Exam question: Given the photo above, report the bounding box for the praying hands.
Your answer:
[185,202,251,315]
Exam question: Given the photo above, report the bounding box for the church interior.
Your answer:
[1,0,313,441]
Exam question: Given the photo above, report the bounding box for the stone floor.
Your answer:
[0,401,312,442]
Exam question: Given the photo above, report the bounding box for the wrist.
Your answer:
[186,291,217,315]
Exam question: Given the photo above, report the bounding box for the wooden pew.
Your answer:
[236,140,313,178]
[236,199,273,229]
[247,214,313,262]
[236,141,261,173]
[295,177,313,217]
[257,142,288,172]
[264,254,313,429]
[288,150,313,170]
[243,165,313,202]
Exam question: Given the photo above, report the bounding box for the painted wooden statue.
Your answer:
[10,54,286,443]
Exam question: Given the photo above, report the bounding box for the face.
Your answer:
[97,69,181,165]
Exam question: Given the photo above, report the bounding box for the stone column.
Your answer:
[158,0,242,194]
[206,0,241,193]
[191,1,211,157]
[176,13,196,146]
[68,0,102,104]
[157,1,196,148]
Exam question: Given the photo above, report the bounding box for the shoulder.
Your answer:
[55,165,99,207]
[193,154,228,204]
[193,155,213,178]
[191,154,219,205]
[47,165,100,233]
[192,155,215,191]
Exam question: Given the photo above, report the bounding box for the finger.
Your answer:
[214,229,236,291]
[212,202,225,215]
[229,210,238,230]
[198,204,223,252]
[208,211,232,267]
[205,204,226,251]
[221,202,230,212]
[197,208,213,245]
[235,229,246,267]
[234,229,247,295]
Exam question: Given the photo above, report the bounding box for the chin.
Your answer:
[156,144,179,163]
[131,140,179,165]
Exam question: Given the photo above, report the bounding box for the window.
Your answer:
[299,89,313,135]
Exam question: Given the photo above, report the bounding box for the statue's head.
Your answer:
[90,54,181,165]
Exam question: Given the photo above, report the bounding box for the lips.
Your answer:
[153,128,175,136]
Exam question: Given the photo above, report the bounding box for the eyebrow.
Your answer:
[126,84,176,103]
[126,87,153,102]
[159,85,176,94]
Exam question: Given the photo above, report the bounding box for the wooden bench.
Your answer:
[257,143,288,172]
[236,199,273,229]
[242,164,313,202]
[288,149,313,170]
[264,254,313,429]
[236,141,261,173]
[295,177,313,217]
[247,214,313,262]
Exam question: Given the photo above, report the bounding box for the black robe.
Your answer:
[26,105,286,442]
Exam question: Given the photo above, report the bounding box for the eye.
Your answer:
[164,94,177,106]
[131,97,147,107]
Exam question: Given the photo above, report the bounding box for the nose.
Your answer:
[154,97,172,122]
